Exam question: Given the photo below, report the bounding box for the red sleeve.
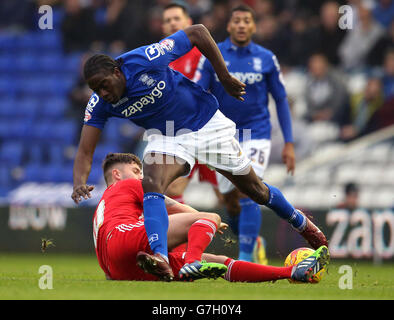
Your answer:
[123,178,144,203]
[169,47,202,80]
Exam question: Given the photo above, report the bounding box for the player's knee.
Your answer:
[201,212,221,227]
[210,213,221,227]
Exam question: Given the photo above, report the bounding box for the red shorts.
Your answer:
[189,162,218,187]
[98,223,186,281]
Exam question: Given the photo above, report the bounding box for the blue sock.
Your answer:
[143,192,169,260]
[264,183,306,231]
[238,198,261,261]
[228,214,239,236]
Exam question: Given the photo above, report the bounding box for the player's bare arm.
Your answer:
[282,142,295,175]
[183,24,246,101]
[72,125,102,204]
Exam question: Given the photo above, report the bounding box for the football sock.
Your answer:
[185,219,217,264]
[223,258,293,282]
[238,198,261,261]
[263,183,306,232]
[227,214,239,235]
[143,192,169,261]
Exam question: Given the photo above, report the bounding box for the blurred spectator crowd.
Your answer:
[0,0,393,198]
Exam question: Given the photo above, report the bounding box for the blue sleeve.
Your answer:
[267,54,287,101]
[83,93,110,130]
[192,55,214,89]
[266,54,292,143]
[275,96,293,143]
[137,30,193,69]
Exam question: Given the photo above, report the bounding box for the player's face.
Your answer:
[162,7,192,36]
[87,68,126,104]
[117,162,143,181]
[227,11,256,46]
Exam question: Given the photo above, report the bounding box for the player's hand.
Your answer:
[220,74,246,101]
[282,142,295,175]
[71,184,95,204]
[217,222,229,235]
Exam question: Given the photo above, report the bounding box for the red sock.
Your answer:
[223,258,293,282]
[185,219,217,264]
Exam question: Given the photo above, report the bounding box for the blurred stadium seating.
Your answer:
[0,18,99,194]
[0,1,393,212]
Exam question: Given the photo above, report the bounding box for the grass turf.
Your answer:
[0,252,393,300]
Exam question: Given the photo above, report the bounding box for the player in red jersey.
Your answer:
[162,2,221,205]
[93,152,329,283]
[93,152,228,281]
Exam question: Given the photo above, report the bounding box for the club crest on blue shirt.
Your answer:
[139,73,157,88]
[253,57,262,72]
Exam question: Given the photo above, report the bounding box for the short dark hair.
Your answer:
[102,153,142,184]
[345,182,359,195]
[230,4,256,21]
[163,2,189,16]
[83,54,124,80]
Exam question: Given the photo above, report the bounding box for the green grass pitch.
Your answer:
[0,252,393,300]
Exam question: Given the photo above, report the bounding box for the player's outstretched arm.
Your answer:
[71,125,102,204]
[183,24,246,101]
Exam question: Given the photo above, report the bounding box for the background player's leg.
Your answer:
[238,197,261,261]
[142,153,189,263]
[222,189,241,234]
[165,176,191,204]
[222,189,262,262]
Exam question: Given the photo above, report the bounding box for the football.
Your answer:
[284,247,326,284]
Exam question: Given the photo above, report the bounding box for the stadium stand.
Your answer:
[0,1,393,212]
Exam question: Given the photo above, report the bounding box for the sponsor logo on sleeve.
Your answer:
[159,39,174,52]
[145,39,175,61]
[84,93,99,122]
[145,43,162,61]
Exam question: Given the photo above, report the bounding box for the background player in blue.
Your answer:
[71,24,327,281]
[193,5,296,263]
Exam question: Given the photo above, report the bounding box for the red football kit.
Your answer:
[169,47,218,188]
[92,178,295,282]
[93,178,185,280]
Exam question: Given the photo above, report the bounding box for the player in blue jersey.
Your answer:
[71,24,327,281]
[193,5,295,263]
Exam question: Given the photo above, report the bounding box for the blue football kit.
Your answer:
[84,30,218,136]
[82,32,305,263]
[194,37,293,142]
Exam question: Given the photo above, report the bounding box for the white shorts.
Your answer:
[216,138,271,194]
[142,110,251,175]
